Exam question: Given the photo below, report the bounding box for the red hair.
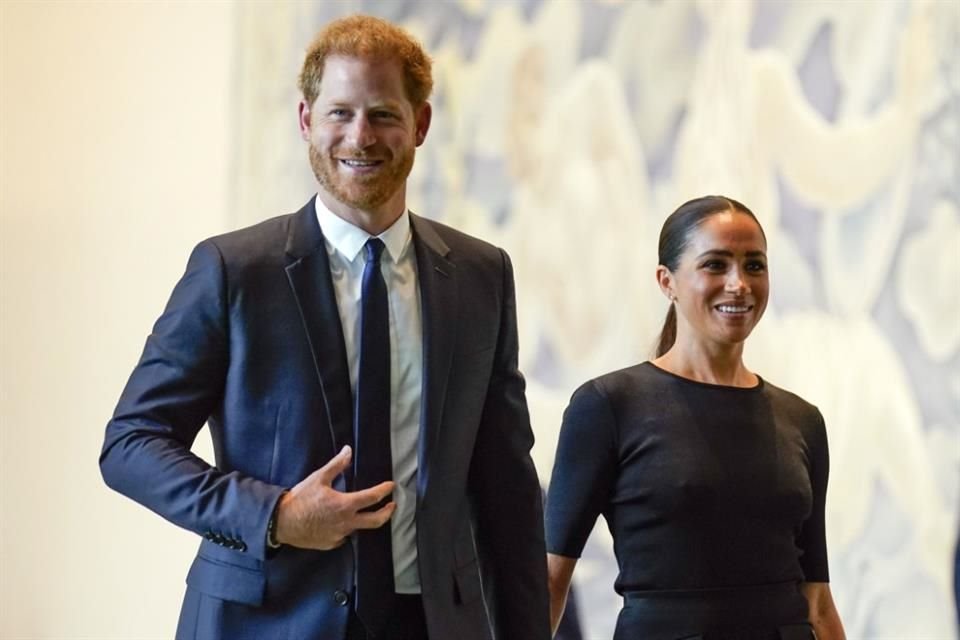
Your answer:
[299,15,433,107]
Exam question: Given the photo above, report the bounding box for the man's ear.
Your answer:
[414,102,432,147]
[298,100,312,141]
[655,265,675,301]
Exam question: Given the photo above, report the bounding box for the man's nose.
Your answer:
[346,116,376,149]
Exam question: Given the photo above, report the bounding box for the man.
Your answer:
[100,15,549,640]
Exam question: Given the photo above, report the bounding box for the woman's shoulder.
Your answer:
[584,361,659,388]
[561,364,666,439]
[760,378,826,428]
[760,378,818,410]
[571,362,669,403]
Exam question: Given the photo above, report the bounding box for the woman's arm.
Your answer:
[801,582,845,640]
[547,553,578,636]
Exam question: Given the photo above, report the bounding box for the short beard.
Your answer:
[309,143,414,211]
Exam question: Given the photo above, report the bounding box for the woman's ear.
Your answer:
[655,265,675,301]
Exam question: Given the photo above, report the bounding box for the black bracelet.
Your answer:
[266,494,285,549]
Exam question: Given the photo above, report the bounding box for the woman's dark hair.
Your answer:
[654,195,765,357]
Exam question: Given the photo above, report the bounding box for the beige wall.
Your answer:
[1,1,234,636]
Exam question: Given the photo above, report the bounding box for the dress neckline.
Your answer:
[642,361,764,392]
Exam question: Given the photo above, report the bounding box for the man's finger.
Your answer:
[348,480,395,510]
[316,445,352,484]
[350,501,396,530]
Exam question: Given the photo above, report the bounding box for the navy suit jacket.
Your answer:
[100,199,550,640]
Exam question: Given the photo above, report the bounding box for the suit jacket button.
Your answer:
[333,590,350,607]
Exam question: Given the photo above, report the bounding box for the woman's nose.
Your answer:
[725,270,749,294]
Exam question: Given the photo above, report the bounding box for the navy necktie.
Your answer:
[354,238,395,634]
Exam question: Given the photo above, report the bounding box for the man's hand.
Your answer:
[274,445,395,550]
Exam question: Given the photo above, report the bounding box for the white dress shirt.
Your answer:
[315,199,423,593]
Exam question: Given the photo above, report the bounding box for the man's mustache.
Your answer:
[334,147,391,160]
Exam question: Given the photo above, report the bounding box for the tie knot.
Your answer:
[364,238,386,265]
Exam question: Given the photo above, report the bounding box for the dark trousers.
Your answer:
[347,594,428,640]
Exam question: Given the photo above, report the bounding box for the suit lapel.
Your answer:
[284,200,355,484]
[411,214,457,498]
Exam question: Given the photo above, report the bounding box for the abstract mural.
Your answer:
[232,1,960,636]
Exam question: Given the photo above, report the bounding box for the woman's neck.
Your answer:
[652,339,757,388]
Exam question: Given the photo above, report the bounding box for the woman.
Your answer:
[545,196,845,640]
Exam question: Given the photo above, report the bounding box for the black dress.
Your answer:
[545,362,830,640]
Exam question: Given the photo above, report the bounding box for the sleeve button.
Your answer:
[333,590,350,607]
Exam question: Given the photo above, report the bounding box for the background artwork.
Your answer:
[233,1,959,636]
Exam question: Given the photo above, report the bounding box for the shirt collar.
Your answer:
[315,196,412,264]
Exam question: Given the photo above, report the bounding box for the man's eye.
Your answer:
[330,109,349,118]
[746,261,767,272]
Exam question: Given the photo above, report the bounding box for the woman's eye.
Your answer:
[746,261,767,272]
[702,260,725,271]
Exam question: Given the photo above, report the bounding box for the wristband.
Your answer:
[266,493,285,549]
